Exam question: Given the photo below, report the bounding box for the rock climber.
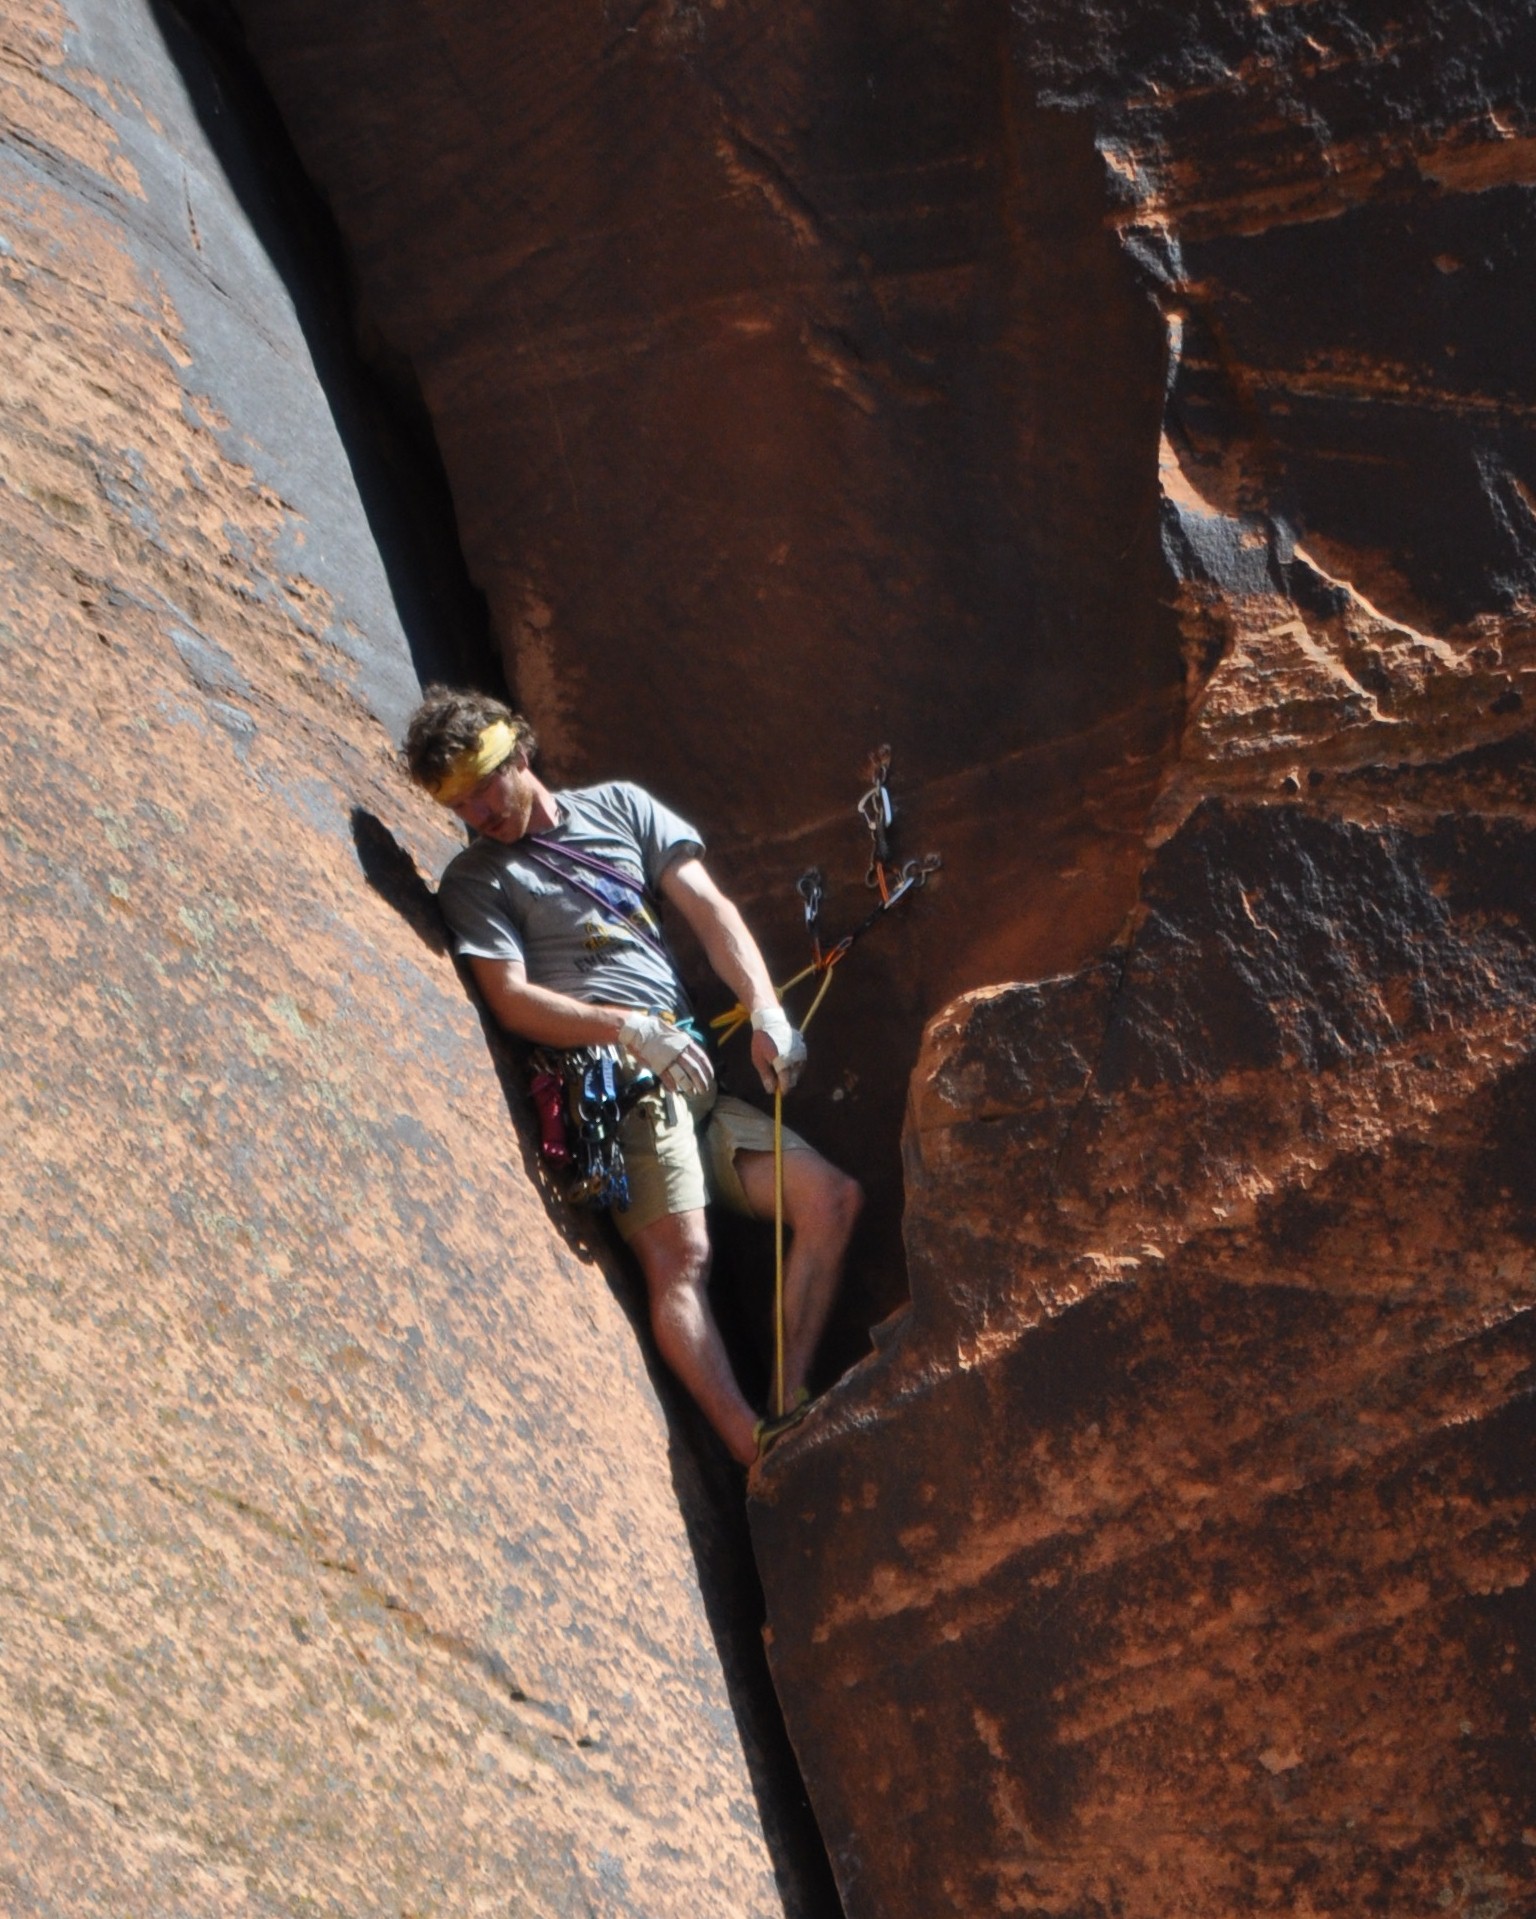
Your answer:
[402,685,862,1467]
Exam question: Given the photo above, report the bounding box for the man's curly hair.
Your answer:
[401,685,538,790]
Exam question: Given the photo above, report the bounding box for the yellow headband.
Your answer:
[427,720,518,806]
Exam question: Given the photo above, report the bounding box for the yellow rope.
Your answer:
[709,961,817,1046]
[726,839,935,1430]
[731,963,839,1419]
[772,1084,785,1416]
[799,961,838,1032]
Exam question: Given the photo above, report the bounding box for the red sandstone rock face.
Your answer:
[748,5,1536,1915]
[757,789,1536,1913]
[34,1,1536,1914]
[0,6,790,1912]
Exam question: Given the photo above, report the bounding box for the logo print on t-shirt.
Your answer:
[579,869,662,950]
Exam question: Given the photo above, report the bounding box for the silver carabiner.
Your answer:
[856,782,893,834]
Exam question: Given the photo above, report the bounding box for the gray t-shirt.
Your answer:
[436,781,702,1017]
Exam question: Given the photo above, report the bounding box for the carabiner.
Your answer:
[797,867,825,964]
[857,743,894,881]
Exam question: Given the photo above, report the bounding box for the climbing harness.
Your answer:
[530,1044,663,1211]
[713,746,941,1420]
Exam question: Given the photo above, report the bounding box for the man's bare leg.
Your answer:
[733,1147,863,1406]
[626,1207,760,1466]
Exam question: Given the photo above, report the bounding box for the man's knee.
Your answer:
[829,1166,863,1235]
[629,1208,713,1298]
[790,1158,863,1242]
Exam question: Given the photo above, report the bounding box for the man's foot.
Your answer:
[752,1388,812,1461]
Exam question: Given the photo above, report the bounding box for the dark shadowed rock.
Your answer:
[747,5,1536,1916]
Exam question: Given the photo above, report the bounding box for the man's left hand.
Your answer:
[750,1005,808,1094]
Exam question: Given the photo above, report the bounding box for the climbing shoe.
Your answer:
[753,1388,812,1462]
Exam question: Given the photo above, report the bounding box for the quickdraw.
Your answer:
[529,1046,659,1212]
[857,744,894,895]
[712,746,942,1046]
[800,851,944,973]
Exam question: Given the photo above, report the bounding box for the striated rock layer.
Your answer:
[0,5,794,1913]
[751,4,1536,1916]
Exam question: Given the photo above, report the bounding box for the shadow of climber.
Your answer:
[350,806,449,955]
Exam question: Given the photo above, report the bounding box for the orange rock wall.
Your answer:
[15,2,1536,1915]
[0,6,792,1912]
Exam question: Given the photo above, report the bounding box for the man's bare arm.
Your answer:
[660,857,777,1014]
[661,857,800,1093]
[467,956,628,1049]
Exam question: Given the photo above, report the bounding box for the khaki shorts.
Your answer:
[612,1082,813,1240]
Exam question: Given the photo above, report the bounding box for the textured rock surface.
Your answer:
[15,1,1536,1914]
[0,5,796,1912]
[215,0,1191,1331]
[757,791,1536,1914]
[748,5,1536,1917]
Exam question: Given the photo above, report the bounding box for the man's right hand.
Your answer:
[617,1013,715,1098]
[750,1004,808,1093]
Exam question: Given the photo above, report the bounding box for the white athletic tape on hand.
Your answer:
[618,1013,714,1097]
[751,1004,808,1091]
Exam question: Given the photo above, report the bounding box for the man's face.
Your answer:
[452,752,537,841]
